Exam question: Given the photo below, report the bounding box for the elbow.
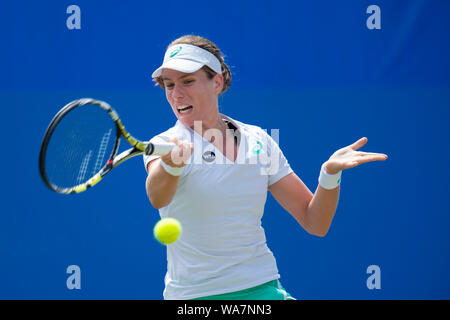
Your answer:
[311,229,328,238]
[149,199,162,210]
[148,188,173,209]
[152,203,165,210]
[299,221,329,237]
[305,224,329,238]
[297,210,329,237]
[148,194,170,210]
[146,189,164,210]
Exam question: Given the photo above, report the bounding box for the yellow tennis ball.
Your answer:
[153,218,182,245]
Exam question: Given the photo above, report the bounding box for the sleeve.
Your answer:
[259,129,293,186]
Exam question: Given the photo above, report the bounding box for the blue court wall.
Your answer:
[0,0,449,299]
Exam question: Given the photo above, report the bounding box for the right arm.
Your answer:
[145,138,193,209]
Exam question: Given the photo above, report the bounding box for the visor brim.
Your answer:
[151,59,204,78]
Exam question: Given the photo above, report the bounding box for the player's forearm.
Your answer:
[304,185,340,237]
[146,159,180,209]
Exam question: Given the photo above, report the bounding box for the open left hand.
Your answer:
[323,137,388,175]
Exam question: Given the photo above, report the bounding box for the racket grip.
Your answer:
[145,142,176,156]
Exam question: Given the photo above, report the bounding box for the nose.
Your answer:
[171,83,185,100]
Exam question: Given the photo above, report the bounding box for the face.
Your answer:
[161,68,223,129]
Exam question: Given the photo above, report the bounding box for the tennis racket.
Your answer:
[39,98,175,194]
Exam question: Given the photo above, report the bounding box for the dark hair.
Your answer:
[153,35,232,94]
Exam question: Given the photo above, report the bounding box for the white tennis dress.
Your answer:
[143,114,293,300]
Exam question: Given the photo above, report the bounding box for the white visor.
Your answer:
[151,43,222,78]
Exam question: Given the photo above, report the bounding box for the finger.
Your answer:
[181,142,193,162]
[365,152,388,160]
[353,155,388,165]
[350,137,368,150]
[178,143,187,158]
[358,152,388,160]
[167,137,179,144]
[168,144,184,166]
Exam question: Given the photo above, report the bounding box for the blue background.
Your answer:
[1,0,449,299]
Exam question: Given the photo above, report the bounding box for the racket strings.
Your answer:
[44,103,117,189]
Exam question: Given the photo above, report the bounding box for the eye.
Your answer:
[165,83,174,89]
[184,79,194,85]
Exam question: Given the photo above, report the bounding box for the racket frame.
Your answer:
[39,98,151,194]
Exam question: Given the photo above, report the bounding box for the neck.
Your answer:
[190,111,227,138]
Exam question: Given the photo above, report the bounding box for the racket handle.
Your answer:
[145,142,176,156]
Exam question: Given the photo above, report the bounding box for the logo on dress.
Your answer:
[202,151,216,162]
[252,141,263,155]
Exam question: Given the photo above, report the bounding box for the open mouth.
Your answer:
[177,105,193,114]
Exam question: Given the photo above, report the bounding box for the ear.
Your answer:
[213,74,224,95]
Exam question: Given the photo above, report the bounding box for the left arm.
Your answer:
[269,137,388,237]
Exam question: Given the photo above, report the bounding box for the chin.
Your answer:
[178,118,195,129]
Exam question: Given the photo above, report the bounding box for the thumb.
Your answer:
[350,137,368,150]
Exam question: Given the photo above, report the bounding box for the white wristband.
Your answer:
[318,164,342,190]
[160,159,183,176]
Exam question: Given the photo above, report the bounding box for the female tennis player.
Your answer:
[144,35,388,300]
